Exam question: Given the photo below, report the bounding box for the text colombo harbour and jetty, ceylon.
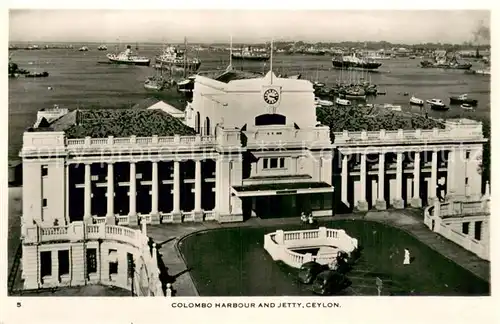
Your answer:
[170,302,341,308]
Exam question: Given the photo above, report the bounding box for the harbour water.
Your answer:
[8,44,490,159]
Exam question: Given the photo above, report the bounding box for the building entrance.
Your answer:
[243,193,332,219]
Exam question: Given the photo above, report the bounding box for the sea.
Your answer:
[8,43,491,160]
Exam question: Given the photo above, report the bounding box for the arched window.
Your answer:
[205,117,211,135]
[255,114,286,126]
[195,112,201,134]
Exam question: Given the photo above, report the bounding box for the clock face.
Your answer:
[263,88,280,105]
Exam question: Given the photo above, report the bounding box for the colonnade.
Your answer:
[339,150,452,210]
[81,160,205,224]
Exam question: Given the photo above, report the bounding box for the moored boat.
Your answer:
[97,45,107,51]
[449,94,478,106]
[78,46,89,52]
[335,98,351,106]
[475,69,490,75]
[155,44,201,72]
[383,104,402,111]
[25,71,49,78]
[461,103,473,110]
[426,98,448,110]
[106,45,150,66]
[332,53,382,70]
[409,96,424,106]
[232,46,270,61]
[420,55,472,70]
[314,97,333,107]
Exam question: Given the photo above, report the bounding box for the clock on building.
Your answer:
[263,88,280,105]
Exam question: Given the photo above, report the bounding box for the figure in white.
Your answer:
[300,212,307,223]
[403,248,411,265]
[308,214,314,224]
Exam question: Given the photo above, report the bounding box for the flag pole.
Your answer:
[270,38,274,84]
[229,35,233,70]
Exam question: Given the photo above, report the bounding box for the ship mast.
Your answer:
[183,36,187,78]
[228,35,233,71]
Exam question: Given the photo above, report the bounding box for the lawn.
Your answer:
[178,220,489,296]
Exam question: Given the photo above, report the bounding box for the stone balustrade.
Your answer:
[244,126,331,148]
[424,200,489,260]
[24,221,143,247]
[333,127,484,146]
[22,221,165,296]
[264,227,358,268]
[66,134,216,148]
[21,126,246,157]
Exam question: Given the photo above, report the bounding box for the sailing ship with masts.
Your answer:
[155,37,201,72]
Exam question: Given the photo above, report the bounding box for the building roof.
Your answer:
[131,97,163,110]
[214,69,263,83]
[317,106,445,132]
[47,109,195,138]
[147,101,185,117]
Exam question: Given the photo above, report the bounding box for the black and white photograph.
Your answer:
[2,3,496,323]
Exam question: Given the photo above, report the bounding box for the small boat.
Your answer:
[335,98,351,106]
[78,46,89,52]
[177,77,195,97]
[144,77,165,91]
[313,81,325,88]
[449,94,478,106]
[344,87,366,100]
[409,96,424,106]
[314,97,333,107]
[426,99,448,110]
[461,103,473,110]
[383,104,402,111]
[25,71,49,78]
[97,45,107,51]
[475,69,490,75]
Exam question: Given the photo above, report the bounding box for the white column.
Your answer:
[194,159,202,212]
[129,162,136,216]
[106,163,114,218]
[430,150,438,201]
[84,163,92,222]
[446,149,455,198]
[376,152,386,210]
[341,154,349,207]
[173,161,180,214]
[215,158,220,211]
[411,152,422,207]
[151,161,158,214]
[65,164,70,225]
[290,157,297,175]
[394,152,404,208]
[357,153,368,210]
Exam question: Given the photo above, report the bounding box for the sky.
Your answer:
[9,10,490,44]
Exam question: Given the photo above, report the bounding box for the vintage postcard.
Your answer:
[1,2,496,324]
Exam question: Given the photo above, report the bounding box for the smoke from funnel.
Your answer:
[472,20,490,44]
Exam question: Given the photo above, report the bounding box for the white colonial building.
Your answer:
[18,70,487,291]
